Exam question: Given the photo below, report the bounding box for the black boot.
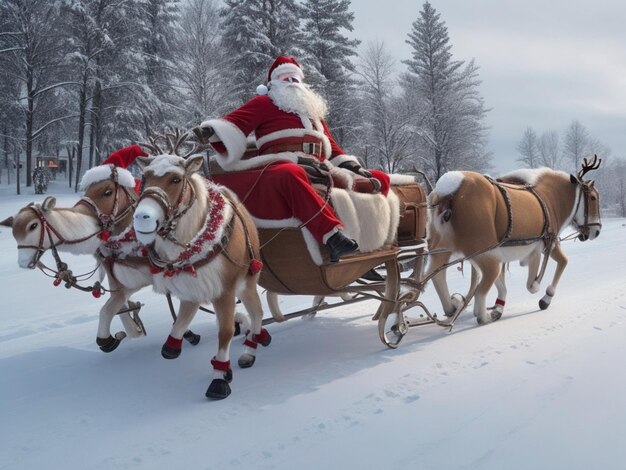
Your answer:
[326,231,359,262]
[361,268,384,281]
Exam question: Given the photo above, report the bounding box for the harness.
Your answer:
[482,175,596,285]
[139,179,261,277]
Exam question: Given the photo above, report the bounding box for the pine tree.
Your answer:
[220,0,302,104]
[403,2,490,180]
[299,0,360,147]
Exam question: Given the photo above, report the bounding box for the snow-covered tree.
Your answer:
[220,0,302,104]
[357,40,414,172]
[0,0,69,188]
[299,0,360,147]
[516,126,540,168]
[135,0,182,133]
[174,0,233,123]
[402,1,490,180]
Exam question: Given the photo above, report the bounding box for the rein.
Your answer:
[21,175,138,296]
[18,203,103,269]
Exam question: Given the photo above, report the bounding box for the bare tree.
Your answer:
[537,130,562,169]
[562,120,591,171]
[516,126,540,168]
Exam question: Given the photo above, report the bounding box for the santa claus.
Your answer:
[192,56,398,263]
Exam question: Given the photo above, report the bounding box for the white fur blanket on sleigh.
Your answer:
[253,174,417,265]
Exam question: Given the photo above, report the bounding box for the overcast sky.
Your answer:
[350,0,626,172]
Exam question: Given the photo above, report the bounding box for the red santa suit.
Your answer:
[202,58,395,249]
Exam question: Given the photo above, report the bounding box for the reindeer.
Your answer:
[425,156,602,325]
[132,133,269,400]
[1,166,155,352]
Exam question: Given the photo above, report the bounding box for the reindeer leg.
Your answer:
[525,248,542,294]
[491,263,507,321]
[237,276,271,369]
[206,293,237,400]
[471,256,501,325]
[539,243,568,310]
[96,289,130,353]
[161,300,200,359]
[427,251,463,317]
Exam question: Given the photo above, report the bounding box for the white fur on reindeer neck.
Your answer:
[149,181,233,277]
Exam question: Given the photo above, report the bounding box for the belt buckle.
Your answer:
[303,142,318,156]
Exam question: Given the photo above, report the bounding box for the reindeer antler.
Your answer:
[578,154,602,180]
[140,128,200,158]
[138,133,167,155]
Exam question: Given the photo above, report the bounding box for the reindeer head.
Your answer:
[569,155,602,241]
[1,197,58,269]
[133,130,204,245]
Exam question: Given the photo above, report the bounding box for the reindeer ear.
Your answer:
[184,155,205,175]
[570,174,579,184]
[42,196,56,211]
[135,156,153,171]
[0,216,14,227]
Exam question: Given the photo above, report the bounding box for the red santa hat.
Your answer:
[267,56,304,82]
[79,145,146,190]
[257,56,305,95]
[102,144,147,168]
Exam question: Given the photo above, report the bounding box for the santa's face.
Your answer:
[268,74,327,120]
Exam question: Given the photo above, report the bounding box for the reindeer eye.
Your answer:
[591,195,597,201]
[171,176,182,184]
[29,222,38,231]
[104,189,113,197]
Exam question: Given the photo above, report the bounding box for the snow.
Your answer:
[1,179,626,470]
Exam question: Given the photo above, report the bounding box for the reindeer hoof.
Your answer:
[491,310,503,321]
[476,315,492,326]
[206,379,231,399]
[161,344,181,359]
[97,335,122,353]
[539,298,550,310]
[183,330,201,345]
[255,328,272,347]
[238,353,256,369]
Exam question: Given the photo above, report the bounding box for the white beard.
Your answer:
[268,81,328,122]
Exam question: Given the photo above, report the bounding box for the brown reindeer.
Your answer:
[0,167,151,351]
[425,156,602,325]
[133,149,269,400]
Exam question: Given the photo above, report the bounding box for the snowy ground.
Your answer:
[1,179,625,470]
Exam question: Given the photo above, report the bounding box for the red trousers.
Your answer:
[213,162,389,243]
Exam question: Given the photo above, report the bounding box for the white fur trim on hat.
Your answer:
[270,63,304,82]
[79,164,136,191]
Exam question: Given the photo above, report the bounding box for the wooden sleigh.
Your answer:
[255,180,430,348]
